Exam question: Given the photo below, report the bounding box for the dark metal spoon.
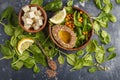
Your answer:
[35,40,57,71]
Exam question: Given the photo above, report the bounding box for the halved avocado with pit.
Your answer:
[58,30,71,44]
[52,25,77,48]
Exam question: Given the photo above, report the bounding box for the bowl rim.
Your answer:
[18,4,47,33]
[49,6,94,51]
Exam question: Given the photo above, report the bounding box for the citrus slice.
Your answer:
[49,8,66,24]
[17,38,34,54]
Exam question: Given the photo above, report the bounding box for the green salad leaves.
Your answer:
[0,0,118,74]
[43,0,63,11]
[0,6,57,73]
[31,0,43,6]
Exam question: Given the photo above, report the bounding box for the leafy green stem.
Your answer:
[42,35,50,45]
[12,58,21,65]
[82,52,89,58]
[26,49,33,53]
[55,48,67,56]
[14,48,21,56]
[0,19,2,22]
[90,16,97,19]
[0,21,5,26]
[91,17,106,26]
[0,57,6,60]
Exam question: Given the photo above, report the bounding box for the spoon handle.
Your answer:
[35,40,48,57]
[35,40,57,70]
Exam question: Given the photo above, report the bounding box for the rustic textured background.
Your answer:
[0,0,120,80]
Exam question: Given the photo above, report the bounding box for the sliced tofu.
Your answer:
[31,7,37,11]
[24,24,31,30]
[22,6,44,30]
[23,12,29,17]
[33,25,40,30]
[32,23,39,30]
[35,10,42,16]
[34,15,44,20]
[39,16,44,20]
[35,15,40,19]
[22,16,26,23]
[22,5,30,13]
[28,11,36,18]
[36,19,43,26]
[25,18,33,25]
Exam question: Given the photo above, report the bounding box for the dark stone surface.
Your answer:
[0,0,120,80]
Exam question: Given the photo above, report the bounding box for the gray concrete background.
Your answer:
[0,0,120,80]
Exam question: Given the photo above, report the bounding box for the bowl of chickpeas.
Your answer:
[49,6,94,51]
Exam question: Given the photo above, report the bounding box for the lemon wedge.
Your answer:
[49,8,66,24]
[17,38,34,54]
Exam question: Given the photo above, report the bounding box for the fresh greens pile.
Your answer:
[57,39,116,72]
[0,0,118,74]
[0,6,58,73]
[74,10,92,47]
[30,0,43,6]
[48,0,93,48]
[92,0,117,45]
[43,0,63,11]
[62,7,93,47]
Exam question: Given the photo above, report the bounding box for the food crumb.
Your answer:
[46,69,57,78]
[55,77,58,80]
[2,68,5,72]
[32,74,36,78]
[2,39,4,42]
[9,78,13,80]
[0,33,2,36]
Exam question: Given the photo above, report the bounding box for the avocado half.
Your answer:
[52,25,77,48]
